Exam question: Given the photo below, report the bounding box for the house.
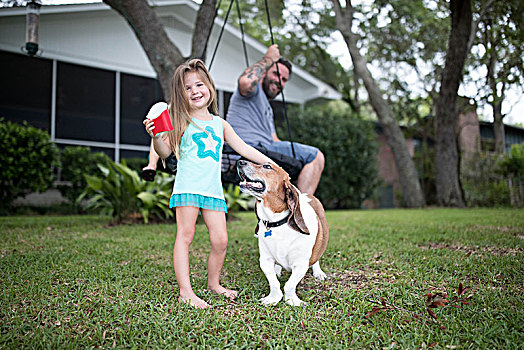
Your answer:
[457,111,524,154]
[479,122,524,153]
[0,0,341,162]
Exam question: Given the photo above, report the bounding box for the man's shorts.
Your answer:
[264,141,319,165]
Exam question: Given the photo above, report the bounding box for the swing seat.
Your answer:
[221,144,303,185]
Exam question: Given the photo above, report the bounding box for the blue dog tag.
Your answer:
[264,230,272,237]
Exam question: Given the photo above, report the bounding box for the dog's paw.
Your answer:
[313,269,327,281]
[311,262,327,281]
[285,295,306,306]
[260,293,283,305]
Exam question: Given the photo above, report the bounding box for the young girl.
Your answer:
[144,59,273,309]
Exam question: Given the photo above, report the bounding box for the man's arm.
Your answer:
[272,132,280,142]
[238,44,280,97]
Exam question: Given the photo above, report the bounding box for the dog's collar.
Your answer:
[261,213,291,229]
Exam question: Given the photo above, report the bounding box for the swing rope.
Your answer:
[201,0,223,63]
[207,0,297,159]
[208,0,235,71]
[235,0,250,67]
[263,0,296,158]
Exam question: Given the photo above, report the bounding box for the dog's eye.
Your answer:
[263,164,273,170]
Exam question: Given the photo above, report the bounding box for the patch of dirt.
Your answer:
[300,268,397,292]
[419,242,524,257]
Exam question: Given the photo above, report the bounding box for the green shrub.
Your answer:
[462,143,524,207]
[57,146,109,212]
[122,157,148,173]
[461,151,510,207]
[0,119,60,214]
[498,142,524,177]
[277,102,379,209]
[497,142,524,207]
[79,159,174,224]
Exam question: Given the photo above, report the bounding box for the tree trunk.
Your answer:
[508,176,515,206]
[434,0,471,207]
[103,0,217,97]
[191,0,218,60]
[492,102,506,153]
[331,0,425,208]
[486,35,506,154]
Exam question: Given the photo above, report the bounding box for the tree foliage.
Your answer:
[0,0,25,7]
[357,0,449,113]
[467,0,524,153]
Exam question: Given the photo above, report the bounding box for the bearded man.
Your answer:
[226,44,324,195]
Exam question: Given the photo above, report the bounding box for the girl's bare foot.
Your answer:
[208,285,238,300]
[179,293,210,309]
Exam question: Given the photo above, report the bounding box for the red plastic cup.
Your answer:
[146,102,173,136]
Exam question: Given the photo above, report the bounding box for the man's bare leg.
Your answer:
[297,150,324,195]
[143,140,160,171]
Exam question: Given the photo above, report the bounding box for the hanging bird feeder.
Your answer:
[25,0,42,56]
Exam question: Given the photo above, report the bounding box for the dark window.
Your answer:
[56,62,115,142]
[0,50,52,130]
[120,73,163,145]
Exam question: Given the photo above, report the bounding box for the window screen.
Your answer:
[56,62,115,142]
[0,50,52,130]
[120,73,163,145]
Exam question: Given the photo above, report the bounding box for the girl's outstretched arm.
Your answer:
[143,119,172,159]
[222,120,274,165]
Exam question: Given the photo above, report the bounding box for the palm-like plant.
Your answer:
[79,159,174,224]
[223,184,252,217]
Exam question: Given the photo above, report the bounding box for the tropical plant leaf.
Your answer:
[138,192,156,207]
[85,175,103,191]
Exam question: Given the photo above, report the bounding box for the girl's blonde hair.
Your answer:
[167,59,218,159]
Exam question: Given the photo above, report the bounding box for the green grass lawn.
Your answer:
[1,209,523,349]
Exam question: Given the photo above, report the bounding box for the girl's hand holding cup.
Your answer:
[144,102,173,138]
[143,118,157,138]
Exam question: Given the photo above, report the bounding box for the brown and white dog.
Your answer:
[237,160,329,306]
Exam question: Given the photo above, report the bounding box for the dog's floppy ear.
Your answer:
[285,181,309,235]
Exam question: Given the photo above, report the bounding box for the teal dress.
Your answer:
[169,115,227,212]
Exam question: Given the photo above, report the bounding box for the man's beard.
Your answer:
[262,76,281,100]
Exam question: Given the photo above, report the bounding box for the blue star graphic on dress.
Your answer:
[192,126,222,162]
